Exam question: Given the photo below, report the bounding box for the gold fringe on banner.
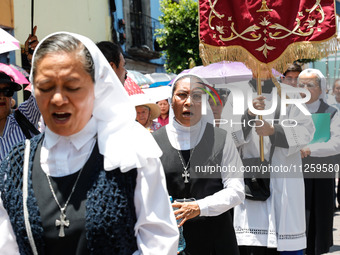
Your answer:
[199,35,339,74]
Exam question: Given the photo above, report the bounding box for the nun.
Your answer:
[0,32,178,254]
[152,73,245,254]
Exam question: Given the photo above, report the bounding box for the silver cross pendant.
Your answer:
[55,211,70,237]
[182,170,190,183]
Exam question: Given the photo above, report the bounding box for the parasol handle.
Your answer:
[31,0,34,35]
[257,66,265,162]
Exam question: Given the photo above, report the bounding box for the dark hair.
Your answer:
[215,89,228,105]
[283,63,302,77]
[32,33,95,82]
[96,41,123,69]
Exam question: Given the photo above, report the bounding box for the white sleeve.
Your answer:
[197,132,245,216]
[133,158,179,255]
[282,94,315,156]
[0,196,20,254]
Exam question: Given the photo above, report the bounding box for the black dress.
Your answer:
[153,123,239,255]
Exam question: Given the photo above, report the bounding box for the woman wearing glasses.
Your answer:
[0,71,40,162]
[152,74,245,254]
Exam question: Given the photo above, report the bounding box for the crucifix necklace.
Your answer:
[177,147,195,183]
[45,167,84,237]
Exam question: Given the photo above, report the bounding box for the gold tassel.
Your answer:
[199,35,339,74]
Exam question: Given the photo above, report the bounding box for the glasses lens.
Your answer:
[175,93,188,101]
[298,83,316,88]
[175,92,203,102]
[191,92,203,102]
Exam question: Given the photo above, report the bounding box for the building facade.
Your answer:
[1,0,164,73]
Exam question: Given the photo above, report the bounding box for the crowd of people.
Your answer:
[0,28,339,255]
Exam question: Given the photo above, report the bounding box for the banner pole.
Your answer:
[257,64,265,162]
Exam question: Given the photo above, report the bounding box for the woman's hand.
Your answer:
[172,201,200,227]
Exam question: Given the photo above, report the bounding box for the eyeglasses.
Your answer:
[297,83,318,88]
[174,91,204,102]
[283,77,298,83]
[0,88,14,97]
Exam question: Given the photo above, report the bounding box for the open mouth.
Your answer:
[182,111,193,118]
[0,102,6,106]
[52,112,71,122]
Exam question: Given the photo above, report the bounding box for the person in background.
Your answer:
[0,71,40,162]
[221,62,314,255]
[135,100,162,132]
[96,41,127,85]
[156,99,170,126]
[328,79,340,211]
[327,78,340,110]
[153,73,244,254]
[298,69,340,255]
[0,32,178,254]
[208,89,228,127]
[281,62,302,87]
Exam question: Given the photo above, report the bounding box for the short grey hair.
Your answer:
[298,68,321,88]
[32,33,95,82]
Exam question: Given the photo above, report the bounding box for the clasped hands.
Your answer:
[248,95,275,136]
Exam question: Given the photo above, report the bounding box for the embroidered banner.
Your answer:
[199,0,337,72]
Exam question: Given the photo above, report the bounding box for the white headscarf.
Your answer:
[30,32,162,172]
[299,68,327,101]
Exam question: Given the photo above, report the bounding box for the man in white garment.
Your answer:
[220,64,315,254]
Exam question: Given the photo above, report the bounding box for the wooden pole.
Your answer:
[257,64,265,162]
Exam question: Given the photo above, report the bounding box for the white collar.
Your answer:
[306,99,321,114]
[166,118,205,150]
[44,117,97,151]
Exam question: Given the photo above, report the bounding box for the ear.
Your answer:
[11,98,16,108]
[109,62,116,71]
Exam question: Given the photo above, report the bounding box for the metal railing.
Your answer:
[129,12,161,50]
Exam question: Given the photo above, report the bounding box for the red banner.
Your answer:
[199,0,337,70]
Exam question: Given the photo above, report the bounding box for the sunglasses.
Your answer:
[0,88,14,97]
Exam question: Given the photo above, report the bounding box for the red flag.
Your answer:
[199,0,337,72]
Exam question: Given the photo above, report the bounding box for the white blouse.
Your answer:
[0,118,179,255]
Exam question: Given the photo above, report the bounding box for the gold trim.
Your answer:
[205,0,331,60]
[199,35,339,73]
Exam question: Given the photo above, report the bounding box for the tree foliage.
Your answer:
[156,0,202,74]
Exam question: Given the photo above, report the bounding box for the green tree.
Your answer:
[156,0,202,74]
